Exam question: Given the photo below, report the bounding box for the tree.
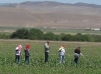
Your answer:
[55,34,61,41]
[74,33,90,41]
[62,34,73,41]
[29,28,43,40]
[60,33,65,41]
[43,32,55,40]
[10,28,29,39]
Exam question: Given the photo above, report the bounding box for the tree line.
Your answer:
[0,28,101,42]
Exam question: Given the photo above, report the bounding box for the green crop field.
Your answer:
[0,39,101,74]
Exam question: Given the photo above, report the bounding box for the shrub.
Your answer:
[43,32,55,40]
[29,28,43,40]
[10,28,29,39]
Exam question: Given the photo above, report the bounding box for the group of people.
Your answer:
[15,41,83,65]
[44,41,83,64]
[15,44,30,64]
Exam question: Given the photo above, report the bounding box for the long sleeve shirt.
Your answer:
[24,49,30,56]
[58,47,65,56]
[15,47,21,55]
[44,43,50,52]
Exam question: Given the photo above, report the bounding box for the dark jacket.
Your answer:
[24,49,30,56]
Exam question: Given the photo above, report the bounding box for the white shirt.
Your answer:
[44,43,50,52]
[58,47,65,56]
[15,47,21,55]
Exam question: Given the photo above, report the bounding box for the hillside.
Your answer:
[0,1,101,29]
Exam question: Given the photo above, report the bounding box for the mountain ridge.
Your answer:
[0,1,101,29]
[1,1,101,8]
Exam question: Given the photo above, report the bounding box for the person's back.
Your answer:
[15,45,22,63]
[74,47,81,64]
[15,46,21,56]
[24,49,30,56]
[25,44,30,56]
[75,48,80,54]
[24,44,30,63]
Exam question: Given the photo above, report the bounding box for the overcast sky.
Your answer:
[1,0,101,5]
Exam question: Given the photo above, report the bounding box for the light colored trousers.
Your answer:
[59,55,65,63]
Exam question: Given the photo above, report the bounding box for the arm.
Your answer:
[58,48,61,52]
[44,43,50,49]
[80,53,83,56]
[28,50,30,56]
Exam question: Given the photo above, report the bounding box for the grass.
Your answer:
[0,39,101,74]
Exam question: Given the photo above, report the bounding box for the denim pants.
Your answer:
[44,52,49,63]
[59,55,65,63]
[15,55,20,63]
[74,53,80,64]
[25,56,30,63]
[74,58,79,64]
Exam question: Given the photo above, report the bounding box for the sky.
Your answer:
[1,0,101,5]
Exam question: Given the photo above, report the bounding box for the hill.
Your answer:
[0,1,101,29]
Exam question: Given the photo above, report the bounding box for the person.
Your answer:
[24,44,30,64]
[74,46,83,64]
[15,45,22,63]
[58,45,65,63]
[44,41,50,63]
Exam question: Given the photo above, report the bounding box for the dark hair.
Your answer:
[77,46,81,49]
[47,41,49,44]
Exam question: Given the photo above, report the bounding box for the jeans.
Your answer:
[25,56,30,63]
[74,53,80,64]
[59,55,65,63]
[44,52,49,63]
[15,55,20,63]
[74,58,79,64]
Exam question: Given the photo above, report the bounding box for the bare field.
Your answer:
[0,5,101,29]
[1,26,101,35]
